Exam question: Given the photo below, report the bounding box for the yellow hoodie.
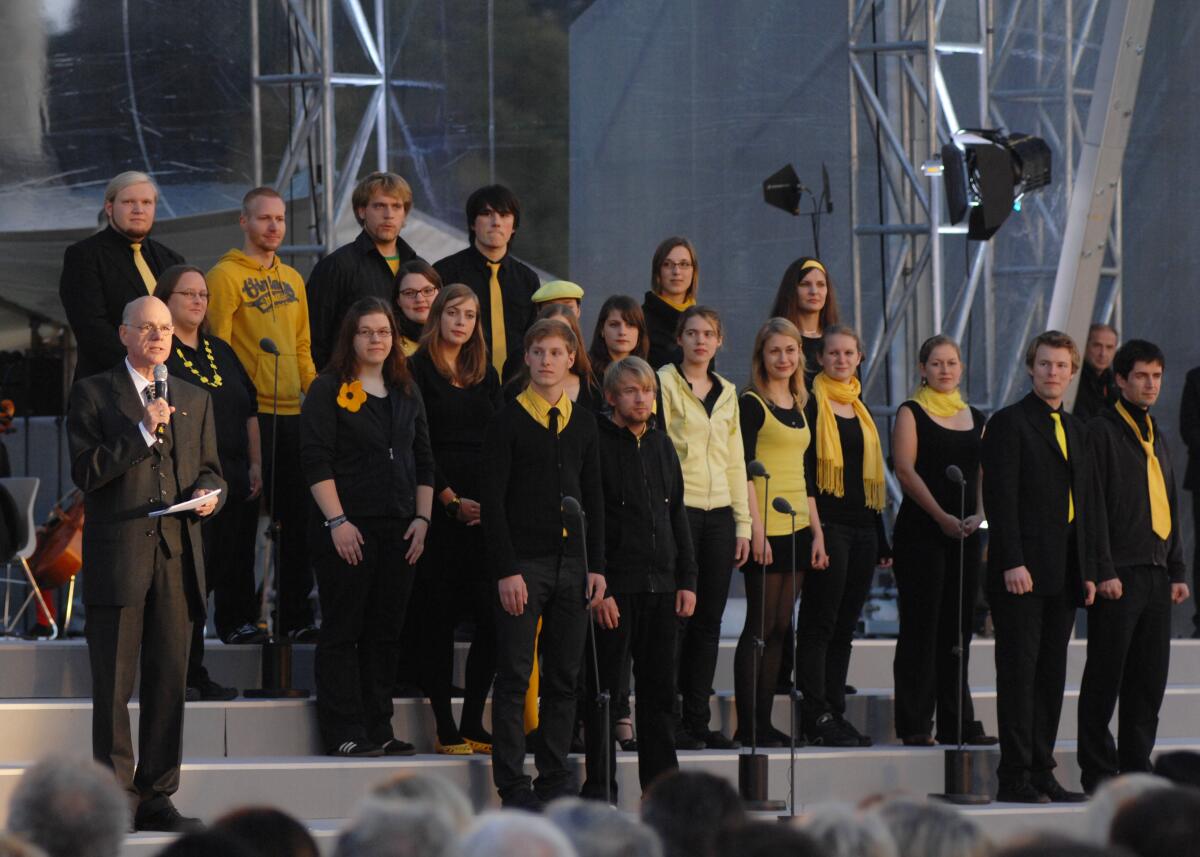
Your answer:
[206,249,317,415]
[657,364,751,539]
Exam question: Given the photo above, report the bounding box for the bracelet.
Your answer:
[413,514,431,525]
[324,514,347,529]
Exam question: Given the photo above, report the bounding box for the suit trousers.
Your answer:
[492,553,588,801]
[311,517,414,749]
[582,591,679,801]
[87,545,194,811]
[991,588,1076,785]
[261,414,314,633]
[1078,566,1172,789]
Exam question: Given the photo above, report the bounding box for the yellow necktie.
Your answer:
[1115,402,1172,539]
[1050,411,1075,523]
[130,243,156,292]
[487,261,507,375]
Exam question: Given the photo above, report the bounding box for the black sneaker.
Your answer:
[329,740,384,757]
[699,729,740,750]
[835,715,872,747]
[188,677,238,701]
[996,782,1051,804]
[380,738,417,756]
[288,625,320,643]
[675,729,706,750]
[809,713,860,747]
[222,623,268,645]
[1032,775,1088,803]
[134,799,204,833]
[501,788,546,813]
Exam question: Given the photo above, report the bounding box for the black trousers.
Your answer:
[261,413,314,633]
[797,521,877,730]
[582,591,679,801]
[1078,566,1173,789]
[492,553,589,801]
[991,587,1075,786]
[87,546,195,810]
[892,529,982,741]
[1192,491,1200,633]
[416,517,496,743]
[187,492,260,686]
[677,506,736,734]
[311,516,414,750]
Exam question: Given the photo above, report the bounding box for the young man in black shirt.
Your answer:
[1079,339,1190,792]
[581,356,697,803]
[1073,323,1120,420]
[434,185,540,382]
[481,317,606,810]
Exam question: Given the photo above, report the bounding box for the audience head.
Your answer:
[240,187,287,255]
[333,798,458,857]
[368,772,475,833]
[459,811,574,857]
[538,304,593,382]
[873,795,990,857]
[545,798,661,857]
[466,185,520,252]
[1112,339,1165,409]
[589,295,649,376]
[119,295,174,369]
[0,834,47,857]
[651,238,699,304]
[1024,330,1080,405]
[157,831,260,857]
[750,317,808,410]
[714,822,826,857]
[154,265,210,334]
[818,324,865,383]
[1153,750,1200,788]
[1108,784,1200,857]
[393,259,443,329]
[1083,774,1173,846]
[798,801,898,857]
[771,257,840,332]
[213,806,320,857]
[675,306,723,367]
[104,171,158,240]
[352,172,412,242]
[532,281,584,316]
[917,334,964,394]
[604,356,657,428]
[640,770,745,857]
[994,838,1134,857]
[328,296,411,391]
[6,756,129,857]
[1085,323,1119,373]
[420,283,487,386]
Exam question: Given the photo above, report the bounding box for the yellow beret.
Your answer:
[532,279,585,303]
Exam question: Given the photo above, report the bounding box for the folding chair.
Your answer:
[0,477,58,640]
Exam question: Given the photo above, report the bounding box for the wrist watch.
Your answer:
[445,496,462,519]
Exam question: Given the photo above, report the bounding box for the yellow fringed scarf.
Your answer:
[811,372,886,511]
[910,383,967,417]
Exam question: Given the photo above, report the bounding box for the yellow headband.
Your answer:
[800,260,826,275]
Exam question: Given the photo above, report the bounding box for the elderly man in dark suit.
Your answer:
[60,172,184,380]
[982,330,1096,804]
[67,295,225,832]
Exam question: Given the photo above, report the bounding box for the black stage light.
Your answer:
[941,129,1052,240]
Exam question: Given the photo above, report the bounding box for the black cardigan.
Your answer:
[1088,402,1186,582]
[299,372,434,520]
[642,291,683,370]
[597,415,697,595]
[480,398,606,580]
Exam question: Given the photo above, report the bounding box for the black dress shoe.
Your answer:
[188,677,238,701]
[808,713,861,748]
[287,625,320,643]
[501,788,546,812]
[902,734,936,746]
[1033,776,1088,803]
[700,729,740,750]
[995,782,1051,804]
[135,800,203,833]
[674,729,706,750]
[222,623,268,645]
[835,715,873,747]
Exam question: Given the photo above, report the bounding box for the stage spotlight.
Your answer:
[940,129,1052,240]
[763,163,834,255]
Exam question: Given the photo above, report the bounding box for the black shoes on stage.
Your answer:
[134,799,203,833]
[996,775,1088,804]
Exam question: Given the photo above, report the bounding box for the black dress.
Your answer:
[642,291,684,370]
[891,402,987,742]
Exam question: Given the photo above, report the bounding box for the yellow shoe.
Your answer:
[435,739,473,755]
[464,737,492,755]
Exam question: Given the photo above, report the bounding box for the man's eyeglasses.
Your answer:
[126,323,175,336]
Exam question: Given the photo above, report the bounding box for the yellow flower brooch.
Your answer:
[337,380,366,412]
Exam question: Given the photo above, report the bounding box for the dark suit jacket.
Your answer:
[1179,367,1200,491]
[59,226,185,379]
[67,364,225,607]
[981,392,1091,600]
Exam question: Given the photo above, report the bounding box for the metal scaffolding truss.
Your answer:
[249,0,446,256]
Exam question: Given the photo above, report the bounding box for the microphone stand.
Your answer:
[245,344,308,699]
[569,498,612,806]
[785,505,799,819]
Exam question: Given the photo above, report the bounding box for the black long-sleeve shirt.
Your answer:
[480,398,606,580]
[1088,400,1186,582]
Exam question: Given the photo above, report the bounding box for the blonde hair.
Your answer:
[603,356,657,398]
[749,317,808,411]
[104,171,157,204]
[352,172,413,223]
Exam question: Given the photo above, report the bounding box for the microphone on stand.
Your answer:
[747,460,769,480]
[151,364,169,439]
[772,497,794,516]
[260,337,280,356]
[945,464,965,485]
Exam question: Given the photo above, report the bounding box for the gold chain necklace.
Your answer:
[176,337,224,388]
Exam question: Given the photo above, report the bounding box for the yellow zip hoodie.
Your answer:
[657,364,751,539]
[206,249,317,415]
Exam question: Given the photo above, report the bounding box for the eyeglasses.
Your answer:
[355,328,394,340]
[398,286,438,301]
[175,290,209,301]
[661,260,694,271]
[126,323,175,336]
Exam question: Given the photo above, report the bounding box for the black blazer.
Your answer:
[67,364,226,607]
[59,226,185,380]
[981,392,1091,599]
[1179,367,1200,491]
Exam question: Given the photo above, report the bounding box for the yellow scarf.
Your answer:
[811,372,886,511]
[516,386,572,434]
[911,384,967,417]
[656,292,696,312]
[1114,401,1172,540]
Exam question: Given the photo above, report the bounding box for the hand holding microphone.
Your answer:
[143,364,174,438]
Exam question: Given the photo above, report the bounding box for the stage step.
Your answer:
[3,637,1199,700]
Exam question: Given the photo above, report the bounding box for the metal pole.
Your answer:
[251,0,263,187]
[320,0,336,253]
[375,0,388,172]
[487,0,496,184]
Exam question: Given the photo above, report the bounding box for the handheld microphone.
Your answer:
[772,496,795,516]
[151,364,169,438]
[747,460,769,479]
[945,464,965,485]
[260,337,280,355]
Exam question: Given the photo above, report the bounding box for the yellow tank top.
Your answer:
[745,391,811,535]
